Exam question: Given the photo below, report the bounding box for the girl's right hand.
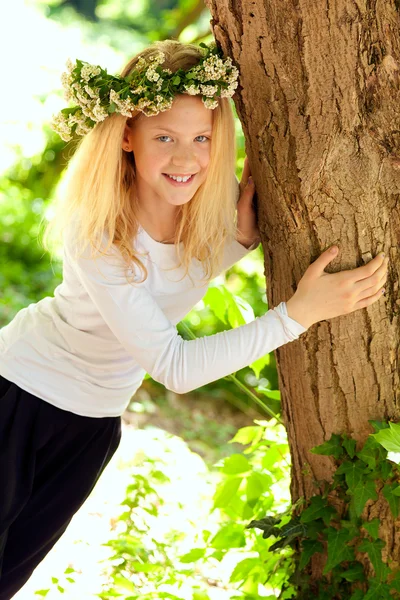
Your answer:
[286,247,389,329]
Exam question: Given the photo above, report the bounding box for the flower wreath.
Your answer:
[50,42,239,142]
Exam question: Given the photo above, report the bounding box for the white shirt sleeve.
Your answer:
[65,234,307,394]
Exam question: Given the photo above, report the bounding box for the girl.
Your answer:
[0,40,388,598]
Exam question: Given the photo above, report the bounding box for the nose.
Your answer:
[170,144,198,171]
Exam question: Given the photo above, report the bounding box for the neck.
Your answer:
[136,199,180,244]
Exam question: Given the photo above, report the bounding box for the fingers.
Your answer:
[353,256,389,296]
[351,252,386,282]
[353,285,386,310]
[306,246,339,279]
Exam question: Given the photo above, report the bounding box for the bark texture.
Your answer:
[206,0,400,575]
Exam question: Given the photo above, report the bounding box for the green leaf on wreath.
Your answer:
[299,539,324,569]
[323,527,354,573]
[311,434,344,460]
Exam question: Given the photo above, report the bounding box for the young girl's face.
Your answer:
[125,94,213,210]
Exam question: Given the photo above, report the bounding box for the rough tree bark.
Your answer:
[205,0,400,584]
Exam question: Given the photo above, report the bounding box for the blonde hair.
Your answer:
[41,39,238,284]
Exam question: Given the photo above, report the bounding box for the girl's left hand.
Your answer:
[237,156,261,249]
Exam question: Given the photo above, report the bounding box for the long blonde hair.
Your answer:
[41,39,238,284]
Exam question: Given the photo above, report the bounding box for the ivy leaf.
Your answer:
[382,482,400,518]
[356,436,384,470]
[323,527,354,573]
[342,435,357,458]
[349,591,364,600]
[372,422,400,453]
[300,495,337,526]
[299,540,324,569]
[358,539,390,582]
[363,578,392,600]
[369,420,390,432]
[246,516,281,539]
[340,562,365,582]
[270,520,307,551]
[362,518,380,540]
[311,434,344,460]
[349,480,378,517]
[336,460,366,490]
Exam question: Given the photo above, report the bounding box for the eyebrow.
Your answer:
[150,126,212,134]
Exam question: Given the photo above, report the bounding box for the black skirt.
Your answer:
[0,374,121,600]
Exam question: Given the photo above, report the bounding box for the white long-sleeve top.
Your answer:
[0,224,307,417]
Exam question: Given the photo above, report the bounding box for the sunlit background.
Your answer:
[0,1,291,598]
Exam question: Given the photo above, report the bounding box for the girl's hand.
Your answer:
[286,247,389,329]
[237,156,260,249]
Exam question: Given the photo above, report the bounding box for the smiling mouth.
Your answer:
[163,173,196,185]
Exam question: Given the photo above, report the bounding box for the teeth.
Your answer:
[167,174,192,182]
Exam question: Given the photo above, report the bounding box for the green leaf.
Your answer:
[349,591,364,600]
[230,425,263,446]
[373,422,400,453]
[336,460,366,490]
[358,539,390,581]
[323,527,354,574]
[350,480,378,517]
[311,434,344,460]
[369,420,390,432]
[340,562,365,582]
[34,591,50,598]
[342,435,357,458]
[300,495,337,526]
[362,518,380,540]
[210,523,246,550]
[382,482,400,518]
[222,454,250,475]
[246,472,269,504]
[203,287,228,324]
[249,353,270,379]
[356,436,383,470]
[179,548,206,563]
[246,516,281,539]
[299,540,324,569]
[229,557,260,583]
[213,477,241,509]
[363,577,392,599]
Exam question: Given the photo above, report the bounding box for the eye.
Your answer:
[195,135,210,142]
[157,135,172,143]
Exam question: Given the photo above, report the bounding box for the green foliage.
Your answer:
[90,420,294,598]
[249,424,400,598]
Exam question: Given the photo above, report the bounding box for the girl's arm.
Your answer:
[64,236,306,395]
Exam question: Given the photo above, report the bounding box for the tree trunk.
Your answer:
[205,0,400,585]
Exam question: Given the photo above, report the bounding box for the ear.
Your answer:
[121,121,132,152]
